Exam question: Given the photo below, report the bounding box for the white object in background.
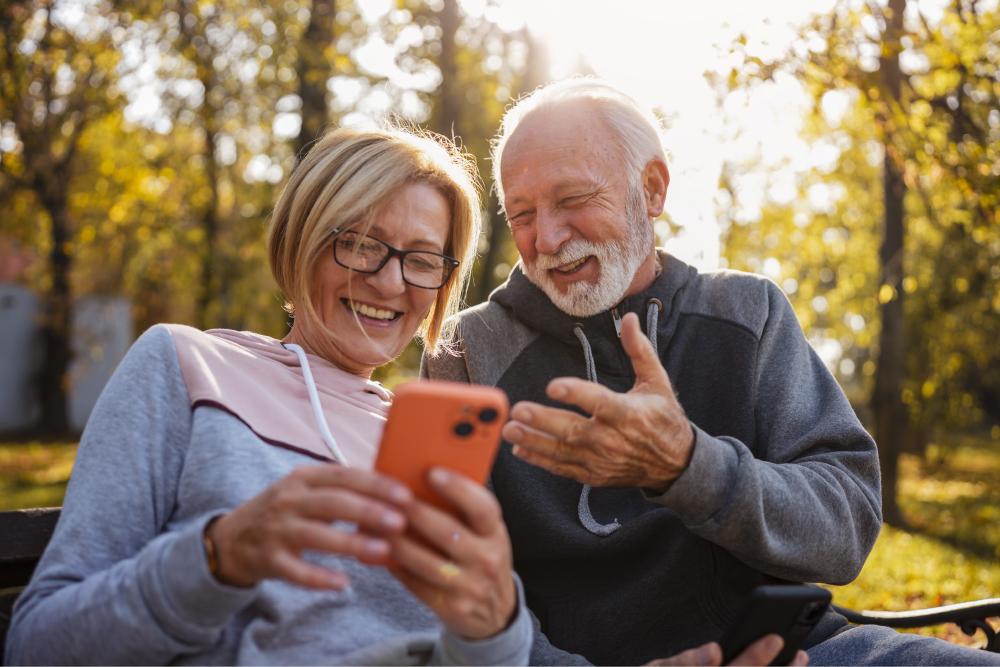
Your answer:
[68,295,132,432]
[0,284,41,432]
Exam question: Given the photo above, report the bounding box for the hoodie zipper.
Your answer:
[611,306,623,338]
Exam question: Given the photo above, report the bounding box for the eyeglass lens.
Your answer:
[334,232,451,288]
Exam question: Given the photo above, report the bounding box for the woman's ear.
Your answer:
[642,159,670,218]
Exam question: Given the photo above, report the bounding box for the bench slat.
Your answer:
[0,509,61,565]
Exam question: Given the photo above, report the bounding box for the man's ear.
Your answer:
[642,159,670,218]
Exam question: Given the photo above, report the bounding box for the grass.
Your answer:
[1,435,998,647]
[824,436,1000,648]
[0,441,77,510]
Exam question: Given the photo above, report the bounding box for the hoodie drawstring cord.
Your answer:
[572,298,662,537]
[283,343,348,465]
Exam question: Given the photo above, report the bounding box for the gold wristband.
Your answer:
[202,515,223,578]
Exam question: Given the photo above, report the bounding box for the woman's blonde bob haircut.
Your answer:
[267,125,481,356]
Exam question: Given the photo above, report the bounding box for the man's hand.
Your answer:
[646,636,809,666]
[501,311,694,490]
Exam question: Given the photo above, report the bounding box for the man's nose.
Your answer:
[363,256,407,296]
[534,212,571,256]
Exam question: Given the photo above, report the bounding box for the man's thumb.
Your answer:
[621,312,668,386]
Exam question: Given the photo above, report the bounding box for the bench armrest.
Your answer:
[832,599,1000,653]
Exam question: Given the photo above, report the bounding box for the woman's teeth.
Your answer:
[556,256,589,273]
[349,300,398,321]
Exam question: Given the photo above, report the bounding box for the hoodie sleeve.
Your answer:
[5,325,258,666]
[647,281,882,584]
[430,575,536,666]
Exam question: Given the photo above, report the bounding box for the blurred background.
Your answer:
[0,0,997,645]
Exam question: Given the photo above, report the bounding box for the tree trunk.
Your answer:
[37,186,72,435]
[469,30,548,305]
[195,121,220,330]
[871,0,907,527]
[295,0,335,162]
[433,0,460,139]
[470,190,509,305]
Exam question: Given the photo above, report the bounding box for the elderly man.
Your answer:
[423,79,997,666]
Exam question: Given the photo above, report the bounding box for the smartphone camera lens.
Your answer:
[478,407,499,423]
[453,421,475,437]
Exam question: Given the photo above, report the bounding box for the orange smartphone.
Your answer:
[374,380,508,511]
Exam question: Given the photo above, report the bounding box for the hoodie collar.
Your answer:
[490,250,696,361]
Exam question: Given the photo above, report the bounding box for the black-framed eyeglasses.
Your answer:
[331,228,460,290]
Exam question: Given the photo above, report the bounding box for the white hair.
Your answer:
[490,77,669,210]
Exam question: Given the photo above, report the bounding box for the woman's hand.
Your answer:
[388,468,517,640]
[645,636,809,666]
[207,465,413,589]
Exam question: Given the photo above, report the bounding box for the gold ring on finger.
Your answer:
[438,561,461,580]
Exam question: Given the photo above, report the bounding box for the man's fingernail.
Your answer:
[549,382,567,399]
[513,404,533,421]
[512,445,523,457]
[381,512,404,529]
[506,424,524,440]
[429,468,451,485]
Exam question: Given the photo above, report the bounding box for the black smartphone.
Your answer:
[718,585,831,666]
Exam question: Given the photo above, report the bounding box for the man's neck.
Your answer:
[623,249,663,298]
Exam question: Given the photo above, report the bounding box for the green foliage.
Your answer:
[0,442,77,510]
[1,0,534,386]
[717,0,1000,438]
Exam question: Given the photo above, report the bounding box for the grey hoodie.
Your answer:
[6,325,533,666]
[423,252,882,665]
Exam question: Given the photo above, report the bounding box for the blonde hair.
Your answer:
[267,125,481,356]
[491,77,668,212]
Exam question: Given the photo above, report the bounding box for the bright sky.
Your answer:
[493,0,993,271]
[509,0,838,270]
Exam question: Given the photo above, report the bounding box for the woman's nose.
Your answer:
[363,256,407,295]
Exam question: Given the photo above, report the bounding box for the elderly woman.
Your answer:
[6,127,531,665]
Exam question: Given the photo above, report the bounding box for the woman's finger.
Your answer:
[268,549,350,591]
[388,530,473,593]
[282,516,391,565]
[391,567,449,612]
[424,468,504,538]
[399,496,478,562]
[293,487,407,535]
[290,464,413,506]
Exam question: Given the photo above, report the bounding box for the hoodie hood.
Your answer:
[490,250,697,374]
[168,324,391,466]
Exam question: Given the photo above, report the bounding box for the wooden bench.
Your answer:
[1,508,61,663]
[1,508,997,663]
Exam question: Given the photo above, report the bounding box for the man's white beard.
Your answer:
[522,182,654,318]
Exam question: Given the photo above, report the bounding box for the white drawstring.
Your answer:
[283,343,348,465]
